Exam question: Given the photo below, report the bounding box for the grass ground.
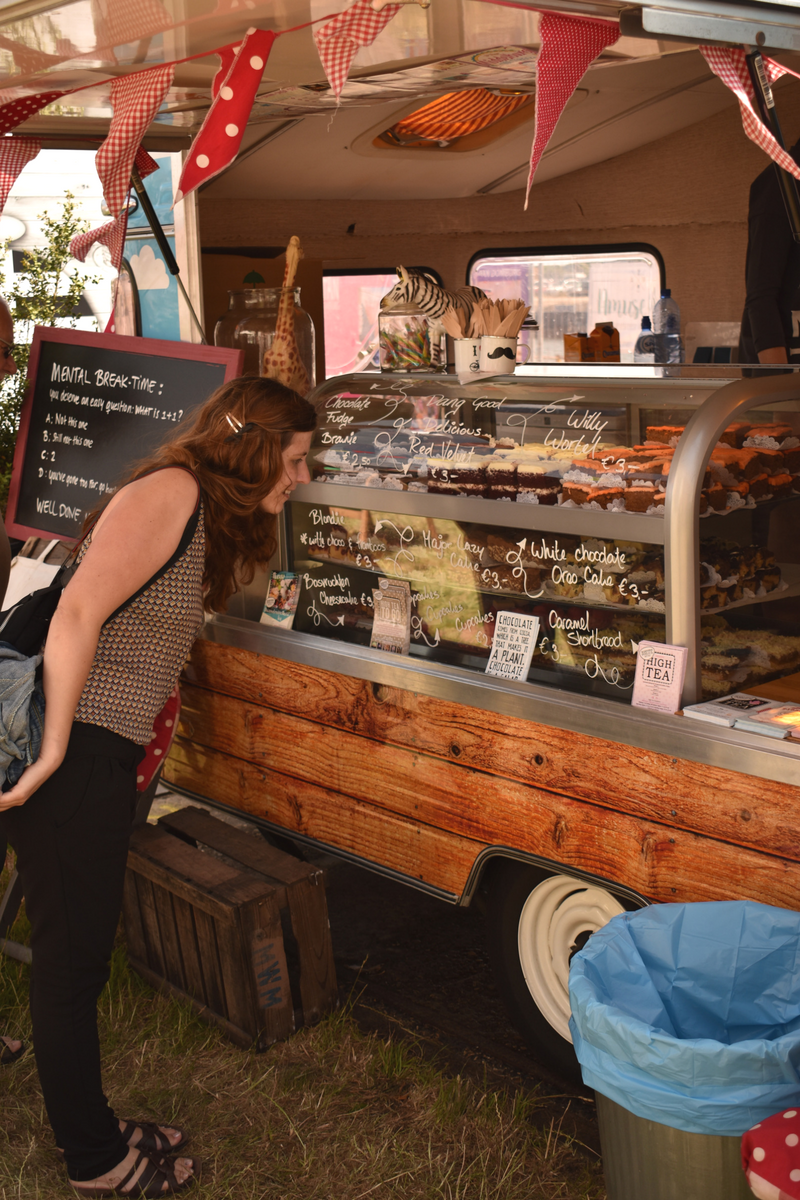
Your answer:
[0,858,606,1200]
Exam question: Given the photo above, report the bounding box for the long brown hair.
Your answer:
[88,376,317,612]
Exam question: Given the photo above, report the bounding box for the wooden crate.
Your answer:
[123,807,338,1048]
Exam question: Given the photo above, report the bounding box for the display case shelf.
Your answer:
[282,372,800,707]
[294,481,667,542]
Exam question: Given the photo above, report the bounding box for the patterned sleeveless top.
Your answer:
[74,483,205,745]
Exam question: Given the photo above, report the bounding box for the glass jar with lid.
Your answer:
[214,287,315,387]
[378,302,446,373]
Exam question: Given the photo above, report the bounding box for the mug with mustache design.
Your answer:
[479,335,531,375]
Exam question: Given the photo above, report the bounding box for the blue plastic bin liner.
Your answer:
[568,901,800,1136]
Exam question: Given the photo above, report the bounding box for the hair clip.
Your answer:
[224,413,261,443]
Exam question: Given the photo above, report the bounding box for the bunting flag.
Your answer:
[96,64,173,217]
[70,147,159,332]
[71,206,129,333]
[174,28,275,202]
[136,684,181,793]
[742,1107,800,1200]
[0,137,41,217]
[700,47,800,183]
[70,207,129,272]
[0,91,66,137]
[212,44,237,99]
[0,34,68,76]
[70,146,159,269]
[313,0,402,99]
[92,0,172,52]
[524,10,619,208]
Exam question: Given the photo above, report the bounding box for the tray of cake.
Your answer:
[297,505,787,615]
[314,421,800,516]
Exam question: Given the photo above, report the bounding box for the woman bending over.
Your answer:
[0,376,316,1196]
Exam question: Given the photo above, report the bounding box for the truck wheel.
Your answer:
[487,862,626,1082]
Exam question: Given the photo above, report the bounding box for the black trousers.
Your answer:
[1,722,144,1181]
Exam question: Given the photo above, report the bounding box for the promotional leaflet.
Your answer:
[370,578,411,655]
[631,642,688,713]
[261,572,301,629]
[485,612,540,682]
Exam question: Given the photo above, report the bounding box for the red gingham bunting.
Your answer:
[133,144,161,179]
[96,65,173,217]
[0,91,66,136]
[70,147,159,266]
[525,10,619,208]
[93,0,171,51]
[0,138,41,217]
[136,684,181,792]
[70,208,129,271]
[314,0,402,99]
[743,1108,800,1200]
[174,28,275,202]
[701,47,800,183]
[70,148,159,331]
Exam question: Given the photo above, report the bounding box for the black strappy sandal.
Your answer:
[56,1120,189,1164]
[70,1149,199,1197]
[118,1121,189,1155]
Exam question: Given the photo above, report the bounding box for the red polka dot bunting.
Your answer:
[0,91,65,137]
[524,11,619,209]
[136,684,181,793]
[743,1108,800,1199]
[175,28,275,203]
[212,44,237,100]
[0,138,41,218]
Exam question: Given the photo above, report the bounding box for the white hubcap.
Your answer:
[517,874,625,1042]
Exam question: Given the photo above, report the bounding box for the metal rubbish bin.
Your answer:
[569,901,800,1200]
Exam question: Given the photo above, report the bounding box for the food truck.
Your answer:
[2,0,800,1079]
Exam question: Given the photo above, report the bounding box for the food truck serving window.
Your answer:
[468,246,665,364]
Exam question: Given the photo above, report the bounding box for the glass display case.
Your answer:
[232,372,800,707]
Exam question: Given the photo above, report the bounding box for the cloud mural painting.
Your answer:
[129,244,170,290]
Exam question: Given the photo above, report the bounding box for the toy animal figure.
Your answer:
[262,235,311,396]
[380,266,487,320]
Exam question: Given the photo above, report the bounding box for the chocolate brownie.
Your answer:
[706,483,728,511]
[718,421,752,448]
[768,473,793,497]
[645,425,684,444]
[748,474,772,499]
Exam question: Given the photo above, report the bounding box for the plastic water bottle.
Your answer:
[633,316,656,364]
[653,289,683,375]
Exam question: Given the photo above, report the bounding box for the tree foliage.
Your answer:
[0,192,100,509]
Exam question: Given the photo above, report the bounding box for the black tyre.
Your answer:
[486,861,626,1083]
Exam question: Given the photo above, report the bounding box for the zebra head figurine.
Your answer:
[380,266,487,320]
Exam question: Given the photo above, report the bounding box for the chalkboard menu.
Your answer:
[6,328,243,540]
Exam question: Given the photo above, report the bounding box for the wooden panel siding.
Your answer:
[166,725,800,910]
[162,641,800,909]
[180,641,800,862]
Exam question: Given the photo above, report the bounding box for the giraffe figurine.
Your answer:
[262,235,311,396]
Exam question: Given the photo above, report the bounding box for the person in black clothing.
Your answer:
[739,139,800,373]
